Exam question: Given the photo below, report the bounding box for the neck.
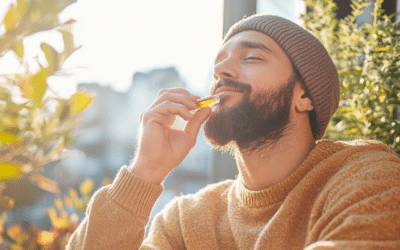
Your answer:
[235,126,316,191]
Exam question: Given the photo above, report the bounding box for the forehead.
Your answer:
[215,30,288,63]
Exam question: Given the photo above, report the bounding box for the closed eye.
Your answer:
[244,57,263,62]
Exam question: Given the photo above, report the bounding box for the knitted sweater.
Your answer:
[66,140,400,249]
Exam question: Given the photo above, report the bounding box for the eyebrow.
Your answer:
[214,41,274,64]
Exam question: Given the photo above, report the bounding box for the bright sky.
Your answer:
[0,0,224,96]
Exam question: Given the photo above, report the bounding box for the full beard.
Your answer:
[204,74,297,155]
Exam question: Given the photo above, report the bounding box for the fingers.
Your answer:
[143,101,194,126]
[156,87,190,97]
[141,88,210,133]
[151,88,200,110]
[184,107,212,141]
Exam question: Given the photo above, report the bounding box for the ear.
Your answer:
[294,84,314,112]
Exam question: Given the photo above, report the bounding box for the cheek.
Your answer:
[241,66,279,87]
[245,72,289,98]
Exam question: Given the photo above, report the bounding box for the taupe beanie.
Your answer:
[223,14,340,140]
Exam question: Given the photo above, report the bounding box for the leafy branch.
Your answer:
[302,0,400,155]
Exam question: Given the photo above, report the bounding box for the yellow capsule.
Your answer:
[196,95,220,109]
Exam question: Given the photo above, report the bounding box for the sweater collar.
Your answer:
[235,140,344,208]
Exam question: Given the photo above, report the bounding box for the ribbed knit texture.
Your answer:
[109,167,163,218]
[67,140,400,249]
[223,15,340,140]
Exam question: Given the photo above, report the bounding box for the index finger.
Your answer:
[150,88,200,109]
[156,88,199,100]
[149,92,200,111]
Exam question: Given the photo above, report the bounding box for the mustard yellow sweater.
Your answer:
[66,140,400,249]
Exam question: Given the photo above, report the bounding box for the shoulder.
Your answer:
[318,139,396,153]
[319,140,400,208]
[308,140,400,242]
[322,139,400,181]
[335,139,396,153]
[334,140,400,174]
[317,139,399,164]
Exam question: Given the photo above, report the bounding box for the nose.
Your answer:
[213,56,239,82]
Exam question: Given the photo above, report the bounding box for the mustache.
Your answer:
[211,79,252,95]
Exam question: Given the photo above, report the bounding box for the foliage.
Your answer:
[302,0,400,155]
[0,178,112,249]
[0,0,94,195]
[0,0,97,249]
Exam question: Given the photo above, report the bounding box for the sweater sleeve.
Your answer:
[66,167,163,250]
[305,149,400,249]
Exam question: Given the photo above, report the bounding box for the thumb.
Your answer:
[184,107,212,140]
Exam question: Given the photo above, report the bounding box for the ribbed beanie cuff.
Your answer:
[223,14,340,140]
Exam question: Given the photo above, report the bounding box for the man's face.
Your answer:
[204,31,298,153]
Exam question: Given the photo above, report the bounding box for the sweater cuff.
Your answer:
[108,166,163,218]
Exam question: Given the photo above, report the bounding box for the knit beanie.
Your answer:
[223,14,340,140]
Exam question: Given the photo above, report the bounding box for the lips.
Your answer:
[214,86,244,95]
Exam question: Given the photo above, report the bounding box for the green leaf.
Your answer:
[40,43,59,75]
[69,92,95,116]
[58,19,81,63]
[30,70,48,107]
[0,162,21,181]
[3,5,19,31]
[375,45,390,52]
[12,39,24,60]
[15,0,27,17]
[0,132,18,144]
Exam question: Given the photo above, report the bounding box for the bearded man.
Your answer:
[67,15,400,250]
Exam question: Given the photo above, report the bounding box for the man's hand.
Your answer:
[128,88,212,185]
